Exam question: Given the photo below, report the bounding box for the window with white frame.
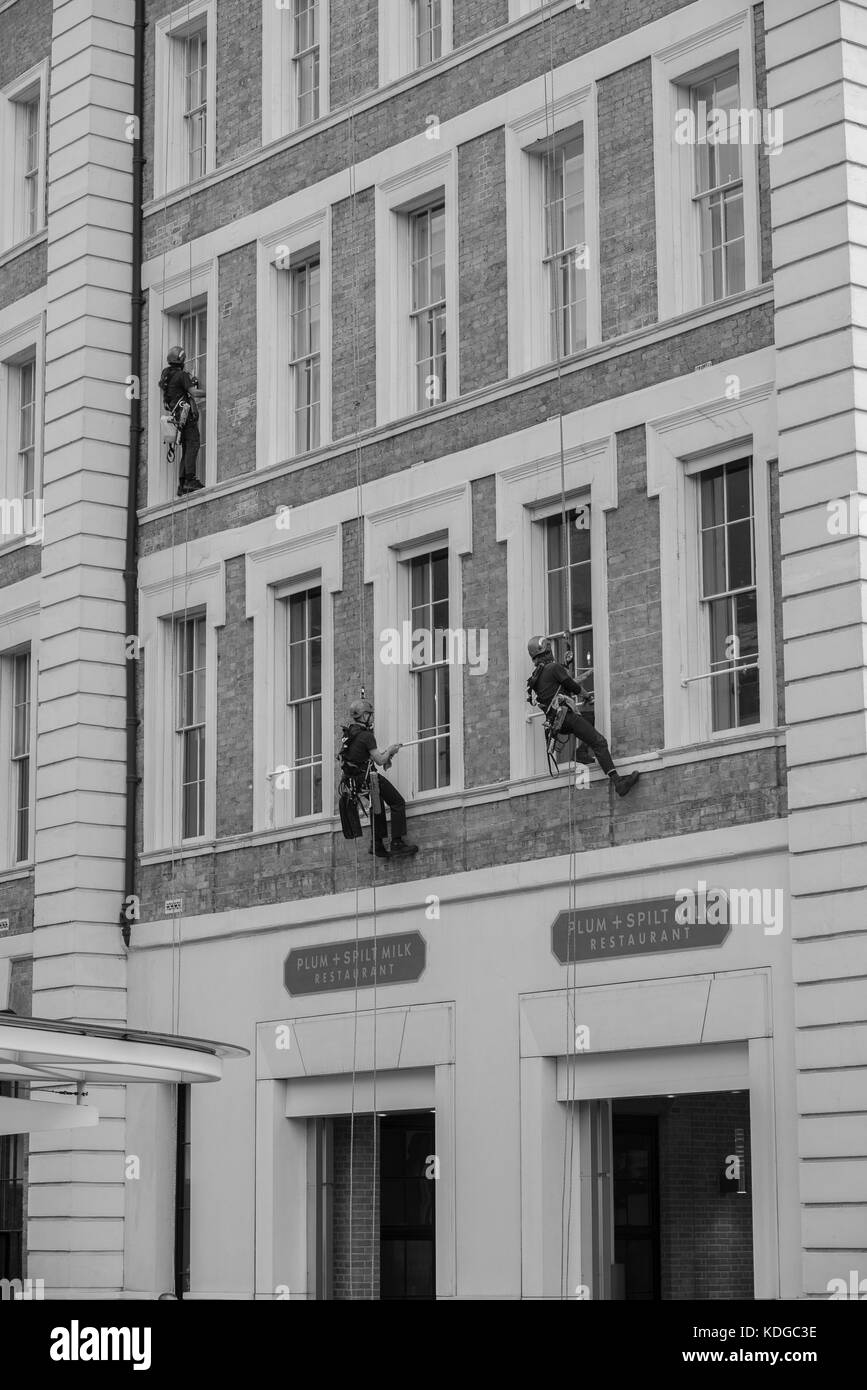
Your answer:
[0,644,33,868]
[0,63,47,253]
[292,0,320,127]
[183,29,208,182]
[414,0,442,67]
[10,649,30,864]
[538,501,593,765]
[408,547,451,792]
[691,66,745,305]
[262,0,329,143]
[410,203,447,412]
[280,584,323,819]
[652,14,761,319]
[175,614,206,841]
[378,0,451,85]
[289,258,321,453]
[542,132,587,359]
[646,383,776,749]
[179,302,207,479]
[506,93,598,379]
[697,457,759,732]
[154,3,216,196]
[1,333,43,547]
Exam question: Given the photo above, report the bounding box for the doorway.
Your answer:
[325,1109,435,1299]
[612,1113,660,1300]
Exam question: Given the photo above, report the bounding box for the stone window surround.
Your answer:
[256,208,332,472]
[0,309,44,557]
[246,520,342,834]
[146,258,218,506]
[364,480,472,800]
[504,81,600,378]
[651,9,762,320]
[374,149,459,427]
[140,558,225,854]
[646,380,778,749]
[153,0,218,199]
[0,583,38,872]
[262,0,331,147]
[378,0,454,87]
[497,437,615,784]
[0,59,49,255]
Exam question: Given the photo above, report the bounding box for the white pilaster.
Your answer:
[29,0,135,1297]
[766,0,867,1298]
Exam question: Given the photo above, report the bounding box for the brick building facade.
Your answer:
[0,0,865,1299]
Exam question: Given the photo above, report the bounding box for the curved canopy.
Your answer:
[0,1013,248,1086]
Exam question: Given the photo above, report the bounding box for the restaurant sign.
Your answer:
[284,931,426,996]
[552,896,731,963]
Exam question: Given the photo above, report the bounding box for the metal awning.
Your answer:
[0,1014,248,1135]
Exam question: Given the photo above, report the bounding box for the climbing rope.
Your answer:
[541,3,584,1301]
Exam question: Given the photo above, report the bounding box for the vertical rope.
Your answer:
[541,5,583,1301]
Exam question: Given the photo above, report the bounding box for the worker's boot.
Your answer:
[369,839,390,858]
[611,770,640,798]
[390,838,418,857]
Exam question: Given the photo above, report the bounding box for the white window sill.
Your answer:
[0,863,34,882]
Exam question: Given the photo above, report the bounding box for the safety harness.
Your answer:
[337,725,381,841]
[527,661,594,778]
[159,367,199,467]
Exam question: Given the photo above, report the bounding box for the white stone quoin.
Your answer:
[29,0,135,1297]
[765,0,867,1295]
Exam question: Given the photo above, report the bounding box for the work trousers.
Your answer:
[556,708,615,776]
[179,420,200,485]
[371,773,407,841]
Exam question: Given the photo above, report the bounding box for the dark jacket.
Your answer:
[530,658,584,712]
[342,722,376,774]
[159,364,198,414]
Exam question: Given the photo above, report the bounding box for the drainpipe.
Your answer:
[121,0,146,950]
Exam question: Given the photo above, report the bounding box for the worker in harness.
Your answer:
[341,699,419,858]
[526,635,640,797]
[159,346,204,497]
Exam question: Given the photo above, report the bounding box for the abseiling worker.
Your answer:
[526,635,640,797]
[159,345,204,497]
[342,699,419,859]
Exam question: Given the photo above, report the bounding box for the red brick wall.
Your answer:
[215,0,262,167]
[216,243,258,482]
[142,0,699,254]
[598,60,658,340]
[331,1114,380,1300]
[0,241,47,314]
[330,0,379,108]
[454,0,510,49]
[0,0,52,89]
[458,128,509,395]
[658,1092,754,1300]
[462,476,509,788]
[216,556,254,838]
[331,188,377,440]
[139,302,774,554]
[607,426,664,757]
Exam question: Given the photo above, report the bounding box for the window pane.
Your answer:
[700,469,725,529]
[702,526,726,597]
[726,460,751,520]
[570,563,592,631]
[727,519,754,590]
